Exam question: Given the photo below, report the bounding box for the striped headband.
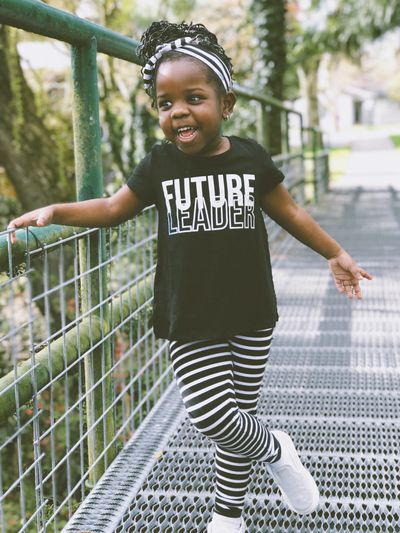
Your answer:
[142,37,233,93]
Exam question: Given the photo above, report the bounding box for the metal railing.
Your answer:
[0,1,330,531]
[0,212,166,532]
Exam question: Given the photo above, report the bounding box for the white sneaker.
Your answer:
[266,430,319,514]
[207,516,246,533]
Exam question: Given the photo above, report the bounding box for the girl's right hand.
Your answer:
[328,250,373,299]
[7,206,55,244]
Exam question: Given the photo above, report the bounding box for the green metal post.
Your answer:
[325,150,331,192]
[257,102,270,151]
[298,117,306,200]
[299,116,305,154]
[281,110,290,153]
[71,37,115,484]
[312,128,319,202]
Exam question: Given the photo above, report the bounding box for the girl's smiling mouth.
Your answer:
[177,126,198,142]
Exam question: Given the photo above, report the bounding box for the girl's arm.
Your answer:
[261,184,373,299]
[7,185,145,244]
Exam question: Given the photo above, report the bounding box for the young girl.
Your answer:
[8,21,372,533]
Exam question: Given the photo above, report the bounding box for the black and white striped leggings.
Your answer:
[169,327,281,518]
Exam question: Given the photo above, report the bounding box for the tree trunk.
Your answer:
[297,57,321,147]
[305,61,320,131]
[0,25,74,211]
[252,0,288,155]
[307,68,320,128]
[0,26,77,334]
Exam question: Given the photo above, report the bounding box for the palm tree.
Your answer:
[289,0,400,131]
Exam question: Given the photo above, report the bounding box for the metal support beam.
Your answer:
[71,37,114,484]
[281,110,290,153]
[258,103,270,151]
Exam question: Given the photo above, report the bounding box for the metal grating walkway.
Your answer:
[64,185,400,532]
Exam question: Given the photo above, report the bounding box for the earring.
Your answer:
[223,113,230,120]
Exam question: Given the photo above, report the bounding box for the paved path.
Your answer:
[333,134,400,189]
[111,168,400,530]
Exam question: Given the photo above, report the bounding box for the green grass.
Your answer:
[329,146,351,182]
[390,135,400,149]
[349,123,400,133]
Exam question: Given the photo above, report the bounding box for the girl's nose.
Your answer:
[171,102,190,118]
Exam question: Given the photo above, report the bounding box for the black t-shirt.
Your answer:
[127,135,284,341]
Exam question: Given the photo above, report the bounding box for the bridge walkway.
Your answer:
[65,136,400,532]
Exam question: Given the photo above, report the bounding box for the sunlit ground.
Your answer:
[329,147,351,182]
[327,122,400,182]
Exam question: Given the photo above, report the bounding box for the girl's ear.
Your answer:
[222,91,236,119]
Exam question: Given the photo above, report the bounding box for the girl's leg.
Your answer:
[169,329,280,519]
[214,327,277,518]
[169,335,279,460]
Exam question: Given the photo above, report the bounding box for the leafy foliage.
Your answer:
[328,0,400,49]
[286,0,400,130]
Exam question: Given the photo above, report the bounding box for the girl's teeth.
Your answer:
[178,128,196,140]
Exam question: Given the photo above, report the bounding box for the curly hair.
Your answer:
[138,21,234,101]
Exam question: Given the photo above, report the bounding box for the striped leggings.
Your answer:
[169,327,281,518]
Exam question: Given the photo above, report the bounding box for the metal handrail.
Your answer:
[0,0,141,62]
[0,275,153,422]
[234,84,303,118]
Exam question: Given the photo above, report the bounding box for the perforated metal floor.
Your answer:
[64,187,400,533]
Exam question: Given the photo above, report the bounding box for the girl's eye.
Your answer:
[189,95,202,103]
[158,100,172,110]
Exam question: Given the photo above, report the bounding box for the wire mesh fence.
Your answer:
[0,206,175,532]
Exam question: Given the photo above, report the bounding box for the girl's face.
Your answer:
[155,58,235,157]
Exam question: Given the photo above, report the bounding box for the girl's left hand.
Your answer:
[328,250,373,299]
